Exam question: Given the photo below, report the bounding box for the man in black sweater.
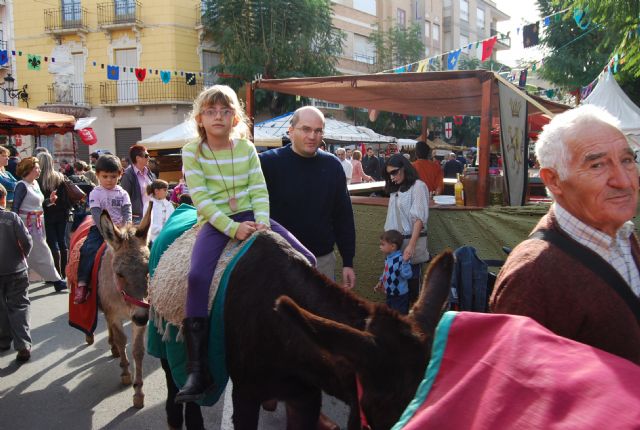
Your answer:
[259,106,356,289]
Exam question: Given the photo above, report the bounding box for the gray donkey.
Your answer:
[84,205,152,409]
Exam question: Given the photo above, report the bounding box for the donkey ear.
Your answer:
[136,201,152,240]
[275,295,377,365]
[410,250,454,338]
[100,210,124,250]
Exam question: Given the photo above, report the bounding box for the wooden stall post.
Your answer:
[246,82,255,132]
[477,77,493,207]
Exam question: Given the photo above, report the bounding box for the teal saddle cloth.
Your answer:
[146,204,256,405]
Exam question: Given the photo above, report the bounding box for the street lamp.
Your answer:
[1,74,29,106]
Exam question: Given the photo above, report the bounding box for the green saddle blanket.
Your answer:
[146,204,257,405]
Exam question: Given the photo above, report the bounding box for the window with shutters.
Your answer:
[115,127,141,159]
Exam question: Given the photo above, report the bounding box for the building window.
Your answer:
[477,8,485,29]
[353,0,376,16]
[202,50,220,87]
[397,8,406,29]
[432,23,440,42]
[353,34,376,64]
[460,0,469,22]
[460,33,469,49]
[312,99,340,110]
[425,21,431,41]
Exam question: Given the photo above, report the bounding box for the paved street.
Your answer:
[0,281,348,429]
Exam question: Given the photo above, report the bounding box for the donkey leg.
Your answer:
[285,385,322,430]
[231,384,261,430]
[131,322,146,409]
[109,320,131,386]
[107,324,119,358]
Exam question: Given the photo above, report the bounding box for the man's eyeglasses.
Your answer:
[295,126,324,136]
[388,168,402,177]
[201,108,235,118]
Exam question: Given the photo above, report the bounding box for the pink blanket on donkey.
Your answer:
[394,312,640,430]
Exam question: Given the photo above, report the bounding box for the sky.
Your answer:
[493,0,544,68]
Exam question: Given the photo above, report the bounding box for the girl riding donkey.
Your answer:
[176,85,315,403]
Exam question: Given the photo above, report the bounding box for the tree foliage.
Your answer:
[536,0,639,104]
[202,0,344,114]
[369,20,425,72]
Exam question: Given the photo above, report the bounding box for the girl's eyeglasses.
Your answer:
[201,108,235,118]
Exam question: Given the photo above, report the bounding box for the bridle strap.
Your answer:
[116,282,150,309]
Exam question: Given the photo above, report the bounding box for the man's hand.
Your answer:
[342,267,356,289]
[234,221,256,241]
[373,281,383,293]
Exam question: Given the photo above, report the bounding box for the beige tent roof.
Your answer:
[254,71,569,117]
[0,104,76,135]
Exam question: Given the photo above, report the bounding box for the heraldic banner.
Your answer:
[498,81,528,206]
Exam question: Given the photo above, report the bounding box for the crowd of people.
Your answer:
[1,83,638,429]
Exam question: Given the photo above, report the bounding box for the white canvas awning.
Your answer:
[255,112,396,144]
[583,73,640,139]
[139,120,282,150]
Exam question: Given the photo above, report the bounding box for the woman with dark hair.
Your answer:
[412,141,443,196]
[382,153,430,305]
[120,144,156,224]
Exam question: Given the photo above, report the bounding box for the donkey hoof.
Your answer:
[85,334,94,345]
[133,394,144,409]
[121,374,132,385]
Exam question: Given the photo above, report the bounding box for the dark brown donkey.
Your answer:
[220,231,453,430]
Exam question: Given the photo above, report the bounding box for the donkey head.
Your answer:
[100,202,153,326]
[275,250,454,430]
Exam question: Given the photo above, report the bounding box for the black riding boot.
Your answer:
[175,317,214,403]
[60,249,68,280]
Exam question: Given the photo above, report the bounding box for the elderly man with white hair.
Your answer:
[490,104,640,365]
[335,147,353,184]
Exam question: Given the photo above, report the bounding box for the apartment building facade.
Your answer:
[11,0,217,159]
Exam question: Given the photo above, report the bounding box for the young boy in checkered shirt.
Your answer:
[374,230,413,314]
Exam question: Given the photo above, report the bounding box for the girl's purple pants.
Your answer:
[186,211,316,317]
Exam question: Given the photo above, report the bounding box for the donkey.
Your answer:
[89,207,152,409]
[184,230,451,429]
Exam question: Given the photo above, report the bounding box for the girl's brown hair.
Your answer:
[146,179,169,196]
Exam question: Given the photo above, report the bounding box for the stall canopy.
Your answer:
[253,71,569,118]
[255,112,395,144]
[0,104,76,136]
[583,73,640,141]
[140,120,282,151]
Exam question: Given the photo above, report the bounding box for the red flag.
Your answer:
[78,128,98,146]
[134,68,147,82]
[481,37,498,62]
[453,115,464,126]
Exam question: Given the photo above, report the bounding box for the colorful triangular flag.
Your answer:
[416,60,428,72]
[185,72,196,85]
[134,68,146,82]
[160,70,171,84]
[447,49,461,70]
[0,50,7,66]
[481,36,498,62]
[107,65,120,81]
[27,54,41,71]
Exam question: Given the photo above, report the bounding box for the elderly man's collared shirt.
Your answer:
[133,165,152,209]
[555,203,640,296]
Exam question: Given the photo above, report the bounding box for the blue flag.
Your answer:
[447,50,461,70]
[107,65,119,80]
[0,50,7,66]
[160,70,171,84]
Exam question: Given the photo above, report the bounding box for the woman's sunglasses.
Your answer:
[388,167,402,177]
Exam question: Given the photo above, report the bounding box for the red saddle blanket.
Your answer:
[67,218,106,337]
[394,311,640,430]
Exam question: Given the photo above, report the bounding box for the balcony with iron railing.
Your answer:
[98,1,142,30]
[99,79,203,106]
[44,4,89,36]
[41,83,92,117]
[490,28,511,49]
